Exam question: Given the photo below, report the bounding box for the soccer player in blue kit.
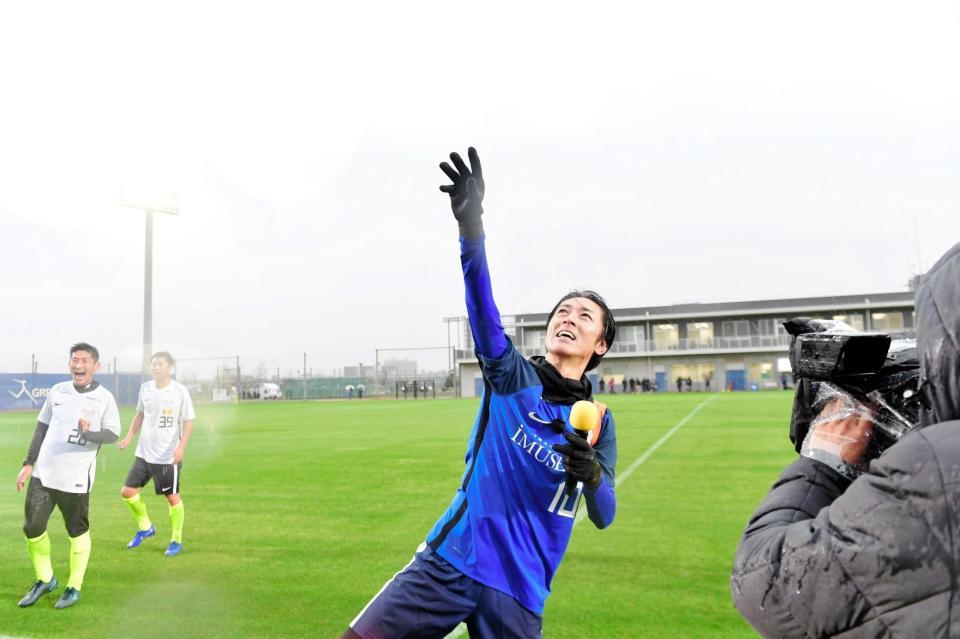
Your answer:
[344,147,618,639]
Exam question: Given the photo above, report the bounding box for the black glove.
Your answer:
[439,146,485,238]
[554,431,603,491]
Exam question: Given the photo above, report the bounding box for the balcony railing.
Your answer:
[608,334,792,353]
[454,334,791,361]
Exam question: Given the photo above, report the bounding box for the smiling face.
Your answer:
[150,356,173,385]
[545,297,609,372]
[69,349,100,386]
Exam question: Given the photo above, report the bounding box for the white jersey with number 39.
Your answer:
[135,380,196,464]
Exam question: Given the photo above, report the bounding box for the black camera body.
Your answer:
[785,317,921,455]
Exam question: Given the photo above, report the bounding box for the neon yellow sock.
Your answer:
[169,502,184,544]
[124,493,152,531]
[26,532,54,583]
[67,532,91,590]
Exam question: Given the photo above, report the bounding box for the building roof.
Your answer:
[510,291,915,324]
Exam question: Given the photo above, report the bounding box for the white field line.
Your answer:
[574,393,717,526]
[446,394,718,638]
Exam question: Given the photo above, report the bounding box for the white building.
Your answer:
[453,291,915,397]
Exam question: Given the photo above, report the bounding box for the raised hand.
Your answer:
[439,146,485,238]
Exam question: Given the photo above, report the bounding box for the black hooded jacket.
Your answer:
[731,242,960,638]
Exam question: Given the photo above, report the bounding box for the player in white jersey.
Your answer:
[15,343,121,609]
[118,352,195,557]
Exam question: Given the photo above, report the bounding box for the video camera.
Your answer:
[785,317,921,459]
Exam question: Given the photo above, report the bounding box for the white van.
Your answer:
[259,383,283,400]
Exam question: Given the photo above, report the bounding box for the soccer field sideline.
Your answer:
[445,394,719,639]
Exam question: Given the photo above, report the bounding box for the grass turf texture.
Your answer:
[0,392,796,638]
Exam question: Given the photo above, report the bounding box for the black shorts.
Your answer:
[23,477,89,538]
[124,457,182,496]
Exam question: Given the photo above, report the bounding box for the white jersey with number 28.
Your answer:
[35,381,121,493]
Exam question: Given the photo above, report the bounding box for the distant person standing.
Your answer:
[780,373,789,390]
[676,377,683,393]
[118,352,195,557]
[16,343,121,609]
[599,378,605,393]
[358,384,365,399]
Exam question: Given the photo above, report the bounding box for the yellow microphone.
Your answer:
[569,400,598,439]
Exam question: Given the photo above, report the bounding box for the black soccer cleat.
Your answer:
[54,587,80,609]
[18,576,58,607]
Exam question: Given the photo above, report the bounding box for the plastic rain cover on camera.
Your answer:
[787,320,920,477]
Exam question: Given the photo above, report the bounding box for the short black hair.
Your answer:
[151,351,175,366]
[546,290,617,371]
[70,342,100,362]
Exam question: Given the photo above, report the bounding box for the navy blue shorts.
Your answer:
[349,544,543,639]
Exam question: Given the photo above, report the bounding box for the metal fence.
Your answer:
[0,347,460,409]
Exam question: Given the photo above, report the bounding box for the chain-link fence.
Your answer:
[0,349,459,408]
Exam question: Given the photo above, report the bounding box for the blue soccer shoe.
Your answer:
[127,526,156,548]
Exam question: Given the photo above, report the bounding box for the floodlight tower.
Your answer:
[121,191,180,376]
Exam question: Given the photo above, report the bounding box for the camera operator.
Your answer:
[731,242,960,638]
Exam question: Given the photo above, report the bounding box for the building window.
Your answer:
[758,318,778,335]
[523,329,546,353]
[721,320,751,337]
[685,322,714,347]
[653,324,679,349]
[832,314,866,331]
[605,325,644,354]
[871,312,904,332]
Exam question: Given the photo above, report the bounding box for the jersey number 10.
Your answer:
[547,481,582,518]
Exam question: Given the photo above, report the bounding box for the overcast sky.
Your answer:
[1,1,958,377]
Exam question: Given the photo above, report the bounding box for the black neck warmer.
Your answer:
[529,356,592,405]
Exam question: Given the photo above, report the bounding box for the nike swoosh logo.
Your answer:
[527,411,553,425]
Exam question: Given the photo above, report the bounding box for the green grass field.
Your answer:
[0,392,796,638]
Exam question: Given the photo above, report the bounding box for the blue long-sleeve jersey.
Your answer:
[426,236,617,614]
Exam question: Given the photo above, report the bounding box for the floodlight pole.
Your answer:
[122,192,179,377]
[143,210,154,377]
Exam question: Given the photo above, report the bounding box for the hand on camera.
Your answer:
[802,397,875,478]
